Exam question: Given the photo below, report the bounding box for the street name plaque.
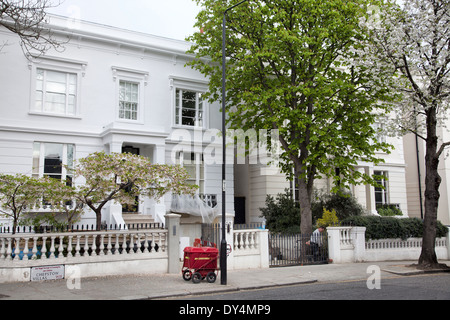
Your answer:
[31,265,65,282]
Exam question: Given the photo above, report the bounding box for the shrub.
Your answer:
[312,191,364,222]
[259,189,300,234]
[341,216,449,240]
[317,208,339,228]
[376,204,403,217]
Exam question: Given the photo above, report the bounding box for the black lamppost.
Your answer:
[221,0,248,286]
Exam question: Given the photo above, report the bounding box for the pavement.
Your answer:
[0,260,448,300]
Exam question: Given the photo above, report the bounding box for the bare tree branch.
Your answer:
[0,0,66,58]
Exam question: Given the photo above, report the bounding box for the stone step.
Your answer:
[122,213,160,229]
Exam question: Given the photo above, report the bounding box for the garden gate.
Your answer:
[268,232,328,267]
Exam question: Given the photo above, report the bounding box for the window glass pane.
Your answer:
[36,79,43,91]
[36,69,44,80]
[44,143,63,179]
[182,91,196,101]
[69,74,77,84]
[46,81,67,93]
[119,81,139,120]
[33,143,74,183]
[175,89,205,127]
[35,69,77,115]
[47,70,67,83]
[35,92,43,111]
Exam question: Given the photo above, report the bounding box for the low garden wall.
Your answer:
[327,226,450,263]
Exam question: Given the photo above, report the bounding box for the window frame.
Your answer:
[176,151,205,194]
[29,56,86,118]
[170,76,209,129]
[118,80,140,121]
[32,142,75,185]
[112,66,148,124]
[374,170,389,206]
[35,68,78,116]
[175,89,204,128]
[373,121,387,145]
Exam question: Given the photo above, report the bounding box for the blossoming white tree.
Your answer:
[0,174,48,234]
[369,0,450,269]
[70,151,197,231]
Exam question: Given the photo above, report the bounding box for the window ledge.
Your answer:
[28,111,82,120]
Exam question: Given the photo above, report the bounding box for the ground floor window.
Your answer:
[374,170,388,206]
[176,151,204,193]
[32,142,75,185]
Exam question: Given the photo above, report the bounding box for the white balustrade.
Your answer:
[0,229,168,265]
[234,230,259,253]
[339,227,353,249]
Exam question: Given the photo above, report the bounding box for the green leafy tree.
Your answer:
[70,151,197,231]
[187,0,396,233]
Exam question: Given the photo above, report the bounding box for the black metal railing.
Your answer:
[234,222,265,230]
[268,232,328,267]
[0,222,165,234]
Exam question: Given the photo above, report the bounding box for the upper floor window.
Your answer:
[35,69,77,116]
[175,89,204,127]
[373,120,387,146]
[119,80,139,121]
[112,66,148,123]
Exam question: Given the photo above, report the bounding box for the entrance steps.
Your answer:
[122,213,161,229]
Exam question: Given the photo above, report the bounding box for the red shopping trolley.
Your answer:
[182,246,219,284]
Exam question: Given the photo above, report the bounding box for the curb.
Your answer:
[382,265,450,276]
[147,279,318,300]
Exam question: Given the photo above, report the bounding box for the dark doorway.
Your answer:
[122,146,140,213]
[234,197,246,224]
[122,146,140,155]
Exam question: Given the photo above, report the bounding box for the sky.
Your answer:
[47,0,202,41]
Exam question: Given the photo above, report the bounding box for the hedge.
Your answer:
[340,216,448,240]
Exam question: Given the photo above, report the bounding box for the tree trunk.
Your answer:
[418,106,441,269]
[94,210,103,252]
[297,177,313,235]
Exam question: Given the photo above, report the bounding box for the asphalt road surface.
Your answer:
[180,273,450,300]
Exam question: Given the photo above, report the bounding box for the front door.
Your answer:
[122,146,140,213]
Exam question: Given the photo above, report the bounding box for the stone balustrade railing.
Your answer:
[0,229,167,267]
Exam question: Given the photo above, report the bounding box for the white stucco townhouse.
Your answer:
[0,15,234,228]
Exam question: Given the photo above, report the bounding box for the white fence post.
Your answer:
[259,229,269,268]
[327,227,342,263]
[351,227,366,262]
[165,213,181,274]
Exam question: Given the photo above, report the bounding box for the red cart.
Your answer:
[182,246,219,283]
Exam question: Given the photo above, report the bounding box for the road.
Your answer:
[179,273,450,300]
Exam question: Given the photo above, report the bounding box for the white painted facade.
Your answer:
[0,15,233,227]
